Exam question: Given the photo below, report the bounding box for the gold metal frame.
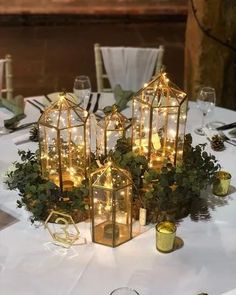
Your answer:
[131,72,187,169]
[90,161,133,247]
[96,106,131,156]
[38,93,90,191]
[44,210,80,248]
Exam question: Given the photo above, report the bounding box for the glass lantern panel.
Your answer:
[132,99,152,158]
[106,130,125,153]
[164,105,179,165]
[85,119,90,157]
[96,112,130,156]
[92,166,132,190]
[92,187,114,247]
[132,73,187,169]
[39,101,88,129]
[148,105,180,168]
[156,90,180,108]
[106,112,126,130]
[72,106,88,123]
[58,128,85,190]
[38,95,90,191]
[57,107,87,129]
[175,101,188,164]
[137,86,155,105]
[113,186,132,246]
[57,109,69,129]
[39,125,60,186]
[96,121,105,155]
[92,186,132,247]
[39,108,60,128]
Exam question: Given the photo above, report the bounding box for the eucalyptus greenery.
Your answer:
[6,134,220,224]
[6,150,89,223]
[107,133,220,222]
[103,84,133,114]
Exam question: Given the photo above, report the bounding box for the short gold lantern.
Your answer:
[38,93,90,191]
[96,106,131,156]
[132,72,187,169]
[91,161,133,247]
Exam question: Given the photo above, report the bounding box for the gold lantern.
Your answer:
[91,161,133,247]
[132,72,187,169]
[38,93,90,191]
[96,106,131,156]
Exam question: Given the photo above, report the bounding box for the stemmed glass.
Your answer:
[110,287,140,295]
[0,126,9,135]
[73,75,91,108]
[194,87,216,136]
[0,113,9,135]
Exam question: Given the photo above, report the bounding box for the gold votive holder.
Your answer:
[212,171,231,196]
[156,221,176,253]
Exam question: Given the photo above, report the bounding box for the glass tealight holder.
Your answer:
[110,287,140,295]
[212,171,231,196]
[156,221,176,253]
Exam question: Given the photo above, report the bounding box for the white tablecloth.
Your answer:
[0,94,236,295]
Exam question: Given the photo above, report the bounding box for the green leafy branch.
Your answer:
[6,150,89,223]
[5,133,221,225]
[104,134,220,222]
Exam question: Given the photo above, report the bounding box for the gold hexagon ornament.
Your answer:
[44,210,80,247]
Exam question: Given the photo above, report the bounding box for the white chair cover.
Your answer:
[101,47,159,92]
[0,59,4,94]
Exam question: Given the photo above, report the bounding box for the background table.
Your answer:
[0,94,236,295]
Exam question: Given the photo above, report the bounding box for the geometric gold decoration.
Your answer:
[44,210,80,248]
[38,92,90,191]
[91,161,133,247]
[132,72,187,169]
[96,106,131,156]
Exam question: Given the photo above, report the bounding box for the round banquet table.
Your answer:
[0,94,236,295]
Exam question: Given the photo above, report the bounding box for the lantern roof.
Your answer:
[98,106,131,131]
[91,161,133,190]
[133,72,187,108]
[38,93,89,129]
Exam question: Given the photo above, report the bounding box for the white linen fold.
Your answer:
[101,47,159,92]
[0,59,5,95]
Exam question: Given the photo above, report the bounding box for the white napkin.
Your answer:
[221,289,236,295]
[101,47,159,92]
[12,133,30,146]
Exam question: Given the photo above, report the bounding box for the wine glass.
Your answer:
[110,287,140,295]
[194,87,216,136]
[0,112,9,135]
[73,75,91,108]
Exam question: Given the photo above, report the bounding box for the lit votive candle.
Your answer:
[156,221,176,253]
[212,171,231,196]
[104,223,120,240]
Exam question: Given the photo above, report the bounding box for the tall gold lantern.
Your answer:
[96,106,131,156]
[91,161,133,247]
[132,72,187,169]
[38,93,90,191]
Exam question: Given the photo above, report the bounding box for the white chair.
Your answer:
[0,55,24,117]
[94,43,165,93]
[0,54,13,100]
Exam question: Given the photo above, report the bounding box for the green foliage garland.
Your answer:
[6,150,89,223]
[106,133,220,222]
[6,134,220,224]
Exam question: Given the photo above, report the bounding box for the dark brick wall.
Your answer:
[0,18,186,97]
[0,1,187,15]
[0,1,187,98]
